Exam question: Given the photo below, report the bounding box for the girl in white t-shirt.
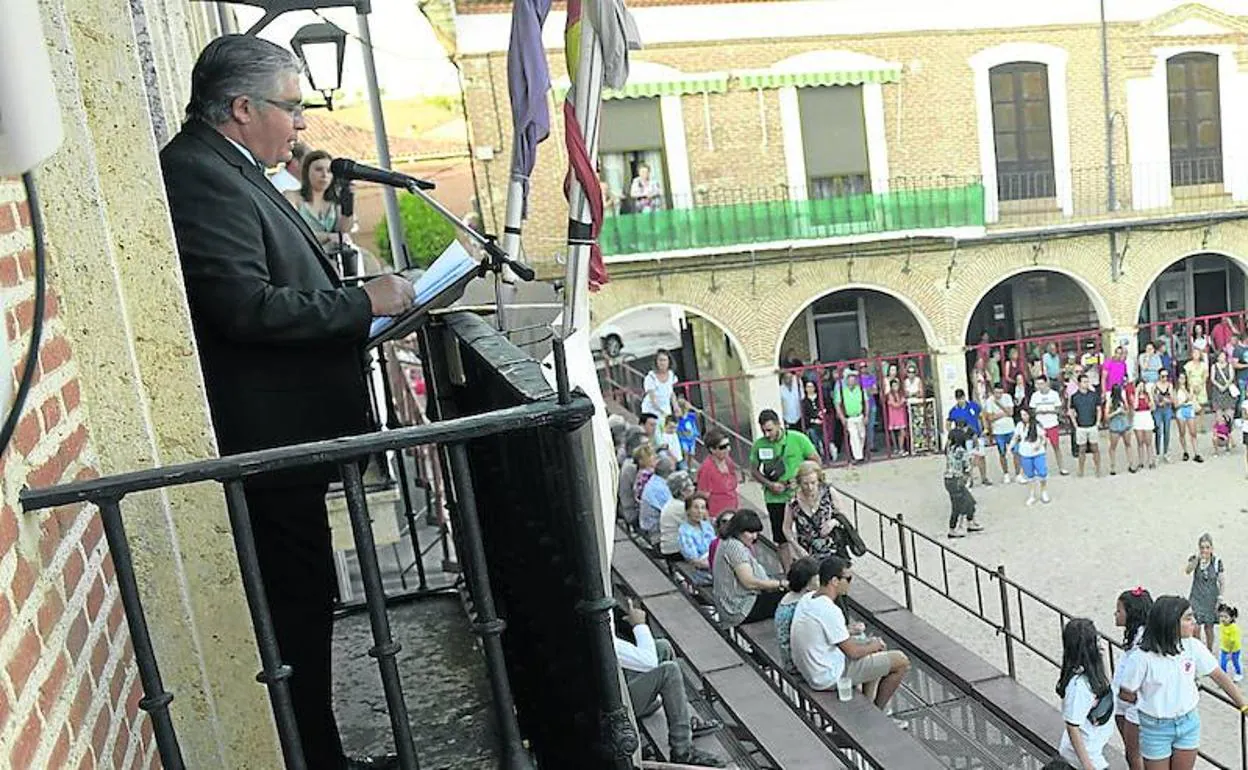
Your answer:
[1057,618,1115,770]
[1112,586,1153,770]
[1008,408,1050,505]
[1117,596,1248,767]
[641,350,679,418]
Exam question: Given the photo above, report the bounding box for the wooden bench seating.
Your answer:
[612,537,848,768]
[738,620,945,769]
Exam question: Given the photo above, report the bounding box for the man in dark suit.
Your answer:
[160,35,412,770]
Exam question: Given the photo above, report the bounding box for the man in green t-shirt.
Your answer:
[749,408,820,568]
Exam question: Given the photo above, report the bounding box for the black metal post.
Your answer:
[339,462,421,770]
[997,564,1017,680]
[896,512,914,611]
[445,442,533,770]
[375,342,428,590]
[221,481,307,770]
[552,339,639,761]
[96,497,186,770]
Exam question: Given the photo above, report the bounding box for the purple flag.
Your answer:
[507,0,552,214]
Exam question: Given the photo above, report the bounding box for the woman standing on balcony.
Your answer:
[695,429,738,519]
[641,349,679,419]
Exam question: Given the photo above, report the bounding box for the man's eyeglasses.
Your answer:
[713,443,731,450]
[260,97,306,119]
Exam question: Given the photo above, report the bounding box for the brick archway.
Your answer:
[591,302,752,370]
[1129,248,1248,325]
[960,265,1116,343]
[774,282,940,366]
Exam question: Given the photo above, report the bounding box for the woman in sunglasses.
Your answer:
[695,429,739,519]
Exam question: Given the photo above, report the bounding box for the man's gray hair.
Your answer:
[185,35,302,126]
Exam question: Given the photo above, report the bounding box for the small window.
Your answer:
[1167,52,1222,186]
[799,85,871,199]
[989,62,1055,201]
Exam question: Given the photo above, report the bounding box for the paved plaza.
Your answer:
[740,435,1248,767]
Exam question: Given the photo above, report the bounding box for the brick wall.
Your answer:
[0,180,153,769]
[863,293,927,356]
[458,15,1244,276]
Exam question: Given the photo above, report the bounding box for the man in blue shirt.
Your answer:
[947,388,991,486]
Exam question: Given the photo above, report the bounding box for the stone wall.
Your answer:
[0,4,282,769]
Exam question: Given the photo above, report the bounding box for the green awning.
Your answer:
[736,68,901,90]
[553,74,729,101]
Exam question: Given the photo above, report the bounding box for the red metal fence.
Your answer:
[781,353,940,465]
[1136,309,1247,363]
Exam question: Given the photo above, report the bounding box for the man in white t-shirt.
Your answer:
[1028,376,1069,476]
[789,556,911,710]
[982,383,1017,484]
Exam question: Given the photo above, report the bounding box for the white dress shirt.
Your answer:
[614,623,659,673]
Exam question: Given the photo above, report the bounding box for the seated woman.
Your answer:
[775,557,819,673]
[286,150,381,275]
[677,494,716,583]
[712,509,786,628]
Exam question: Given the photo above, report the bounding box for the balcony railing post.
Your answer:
[376,343,428,591]
[97,497,186,770]
[338,461,421,770]
[553,337,639,761]
[220,481,305,770]
[445,442,534,769]
[997,564,1017,680]
[895,512,914,611]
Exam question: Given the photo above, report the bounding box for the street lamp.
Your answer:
[290,23,346,110]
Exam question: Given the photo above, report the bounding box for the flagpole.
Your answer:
[496,180,525,331]
[561,12,604,338]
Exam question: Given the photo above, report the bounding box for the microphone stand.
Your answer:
[394,179,535,331]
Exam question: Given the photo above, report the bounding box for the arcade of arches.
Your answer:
[589,224,1248,437]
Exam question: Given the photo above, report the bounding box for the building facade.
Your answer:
[456,0,1248,426]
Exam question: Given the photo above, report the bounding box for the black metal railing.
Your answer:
[835,489,1248,769]
[20,314,637,770]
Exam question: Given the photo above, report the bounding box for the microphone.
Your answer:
[330,158,435,191]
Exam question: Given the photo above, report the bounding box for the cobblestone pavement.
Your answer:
[334,596,498,769]
[743,444,1248,768]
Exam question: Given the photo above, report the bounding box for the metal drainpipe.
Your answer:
[1100,0,1119,279]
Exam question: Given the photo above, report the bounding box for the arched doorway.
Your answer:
[777,288,940,461]
[592,304,751,447]
[1136,253,1248,361]
[964,269,1109,397]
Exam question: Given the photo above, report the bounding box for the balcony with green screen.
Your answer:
[599,180,987,256]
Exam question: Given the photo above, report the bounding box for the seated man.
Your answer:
[639,455,675,539]
[790,556,911,711]
[613,599,724,767]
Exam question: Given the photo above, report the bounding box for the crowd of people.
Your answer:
[613,372,1248,767]
[942,323,1248,537]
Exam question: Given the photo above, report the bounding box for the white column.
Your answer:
[1048,56,1073,216]
[1127,71,1173,210]
[1219,57,1248,201]
[779,86,807,200]
[745,366,782,440]
[932,344,966,420]
[863,83,890,192]
[971,66,1000,223]
[660,94,694,209]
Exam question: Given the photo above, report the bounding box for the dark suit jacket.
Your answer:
[161,120,375,475]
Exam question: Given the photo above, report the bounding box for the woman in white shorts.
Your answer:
[1113,586,1153,770]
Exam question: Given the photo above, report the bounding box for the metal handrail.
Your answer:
[836,487,1247,769]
